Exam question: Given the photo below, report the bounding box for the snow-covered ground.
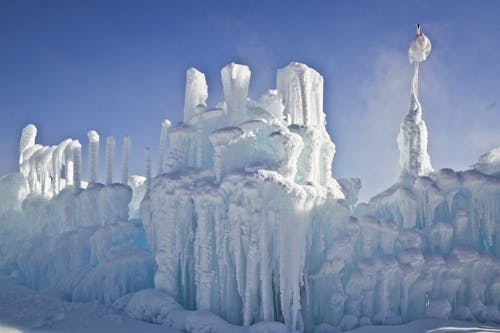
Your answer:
[1,271,499,333]
[0,273,179,333]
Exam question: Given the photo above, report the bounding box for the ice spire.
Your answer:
[105,136,115,185]
[87,130,99,183]
[397,24,433,178]
[184,68,208,124]
[19,124,37,165]
[221,62,251,124]
[121,136,131,185]
[157,120,171,176]
[145,147,151,182]
[64,143,74,186]
[277,62,325,127]
[72,141,82,189]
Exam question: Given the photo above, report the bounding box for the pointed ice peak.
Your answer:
[398,26,433,178]
[277,62,325,127]
[221,62,251,124]
[184,68,208,124]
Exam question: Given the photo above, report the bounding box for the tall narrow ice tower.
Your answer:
[397,24,433,178]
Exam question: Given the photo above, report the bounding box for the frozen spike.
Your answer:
[87,130,100,183]
[105,136,116,185]
[121,136,132,185]
[157,120,171,175]
[221,62,251,124]
[184,68,208,124]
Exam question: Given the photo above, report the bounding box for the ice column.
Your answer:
[121,136,131,185]
[72,141,82,189]
[221,62,251,124]
[184,68,208,124]
[157,120,171,175]
[397,24,433,178]
[105,136,115,185]
[87,130,99,183]
[145,147,151,182]
[277,62,325,127]
[19,124,37,165]
[64,144,74,186]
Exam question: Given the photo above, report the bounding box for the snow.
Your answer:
[105,136,115,185]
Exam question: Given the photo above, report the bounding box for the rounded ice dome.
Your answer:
[409,24,431,63]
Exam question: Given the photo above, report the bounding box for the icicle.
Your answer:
[105,136,115,185]
[157,120,171,176]
[72,141,82,189]
[87,130,99,183]
[145,147,151,182]
[121,135,131,185]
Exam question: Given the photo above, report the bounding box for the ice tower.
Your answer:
[397,24,433,178]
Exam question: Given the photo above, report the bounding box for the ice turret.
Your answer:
[105,136,115,185]
[72,140,82,189]
[19,124,37,165]
[221,63,251,124]
[87,130,100,183]
[277,62,325,127]
[184,68,208,124]
[397,24,433,178]
[121,136,131,185]
[157,120,171,175]
[145,147,151,182]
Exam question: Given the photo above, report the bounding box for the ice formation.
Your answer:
[122,136,132,185]
[105,136,116,185]
[1,26,500,333]
[87,130,100,183]
[72,141,82,189]
[157,120,171,175]
[474,146,500,176]
[398,24,433,179]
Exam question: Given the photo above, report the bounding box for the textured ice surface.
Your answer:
[474,146,500,176]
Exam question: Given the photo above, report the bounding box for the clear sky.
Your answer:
[1,0,499,201]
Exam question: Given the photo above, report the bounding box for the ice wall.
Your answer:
[143,62,346,332]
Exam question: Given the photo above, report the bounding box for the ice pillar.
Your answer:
[121,136,131,185]
[157,120,171,175]
[221,62,251,124]
[72,141,82,189]
[64,144,73,186]
[145,147,151,182]
[184,68,208,124]
[277,62,325,127]
[19,124,37,165]
[105,136,115,185]
[87,130,99,183]
[397,25,433,178]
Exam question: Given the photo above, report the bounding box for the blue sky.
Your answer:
[1,0,499,200]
